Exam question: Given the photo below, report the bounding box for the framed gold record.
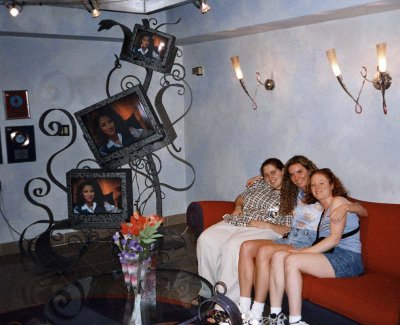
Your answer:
[3,90,31,119]
[5,125,36,163]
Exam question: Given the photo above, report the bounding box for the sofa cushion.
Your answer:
[186,201,235,239]
[302,272,400,325]
[356,200,400,277]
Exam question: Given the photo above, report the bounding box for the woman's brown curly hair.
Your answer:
[279,155,318,215]
[304,168,348,204]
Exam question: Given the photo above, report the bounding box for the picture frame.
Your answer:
[120,24,177,74]
[66,168,133,229]
[5,125,36,164]
[3,90,31,120]
[74,84,176,169]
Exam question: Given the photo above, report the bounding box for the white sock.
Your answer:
[270,307,282,315]
[251,301,265,319]
[239,296,252,314]
[289,315,302,323]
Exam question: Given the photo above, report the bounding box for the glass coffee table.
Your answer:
[43,268,214,325]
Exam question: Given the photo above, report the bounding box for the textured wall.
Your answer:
[166,3,400,205]
[0,7,186,244]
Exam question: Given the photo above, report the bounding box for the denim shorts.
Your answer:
[323,246,364,278]
[274,228,317,249]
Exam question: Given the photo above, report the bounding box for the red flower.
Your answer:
[147,214,163,227]
[130,212,147,232]
[120,223,130,235]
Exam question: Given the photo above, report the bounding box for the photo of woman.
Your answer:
[73,179,121,214]
[91,107,153,157]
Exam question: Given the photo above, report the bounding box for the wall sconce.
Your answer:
[326,43,392,115]
[193,0,211,14]
[231,56,275,110]
[5,0,23,17]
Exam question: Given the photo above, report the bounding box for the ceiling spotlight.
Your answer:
[91,7,101,18]
[5,1,23,17]
[193,0,210,14]
[85,0,101,18]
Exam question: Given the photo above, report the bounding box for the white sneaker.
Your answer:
[265,312,287,325]
[241,313,249,325]
[241,311,263,325]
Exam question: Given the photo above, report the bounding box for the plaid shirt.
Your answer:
[223,179,292,227]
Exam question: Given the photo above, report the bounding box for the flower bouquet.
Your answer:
[113,211,163,295]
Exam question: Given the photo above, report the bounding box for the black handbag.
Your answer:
[178,281,242,325]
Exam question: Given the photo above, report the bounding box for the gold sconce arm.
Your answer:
[336,75,364,114]
[231,56,257,110]
[239,79,257,110]
[231,56,275,110]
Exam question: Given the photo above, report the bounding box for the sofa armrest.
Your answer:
[186,201,235,239]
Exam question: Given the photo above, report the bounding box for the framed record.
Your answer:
[4,90,31,120]
[5,125,36,163]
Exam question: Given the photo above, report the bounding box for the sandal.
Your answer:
[205,310,231,325]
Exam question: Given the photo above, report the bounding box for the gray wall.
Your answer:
[0,7,186,244]
[0,1,399,245]
[165,1,400,204]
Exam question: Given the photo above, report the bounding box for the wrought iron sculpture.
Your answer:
[20,17,195,274]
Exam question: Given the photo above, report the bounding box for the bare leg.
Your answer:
[254,244,292,303]
[269,250,291,308]
[238,240,272,297]
[285,253,335,316]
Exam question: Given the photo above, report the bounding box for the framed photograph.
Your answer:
[120,24,177,74]
[3,90,31,119]
[5,125,36,164]
[74,84,176,169]
[66,169,133,229]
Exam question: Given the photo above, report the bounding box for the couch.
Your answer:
[186,199,400,325]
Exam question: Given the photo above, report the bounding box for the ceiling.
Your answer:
[4,0,194,14]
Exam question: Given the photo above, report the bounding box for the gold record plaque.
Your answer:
[4,90,31,119]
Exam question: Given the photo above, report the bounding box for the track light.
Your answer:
[84,0,101,18]
[193,0,211,14]
[5,1,23,17]
[91,7,101,18]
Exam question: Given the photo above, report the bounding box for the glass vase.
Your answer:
[119,255,131,292]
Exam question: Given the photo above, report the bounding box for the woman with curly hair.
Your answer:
[238,156,367,325]
[268,168,364,325]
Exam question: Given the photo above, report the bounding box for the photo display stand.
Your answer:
[19,18,195,274]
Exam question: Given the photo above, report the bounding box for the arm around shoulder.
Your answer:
[330,197,367,221]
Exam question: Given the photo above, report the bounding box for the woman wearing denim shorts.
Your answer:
[268,168,365,325]
[238,156,367,325]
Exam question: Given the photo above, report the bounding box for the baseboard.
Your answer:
[164,213,186,226]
